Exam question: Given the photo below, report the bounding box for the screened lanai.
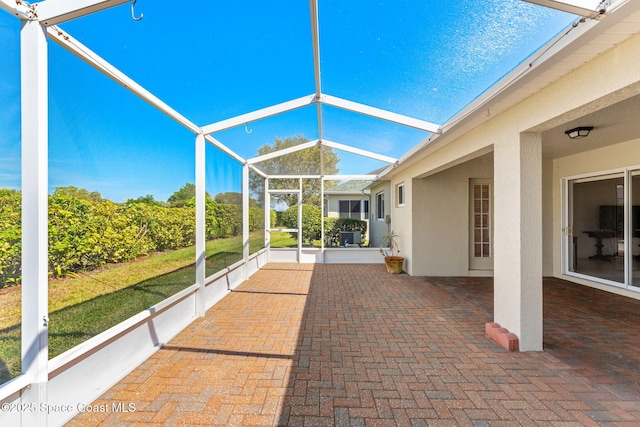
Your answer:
[0,0,625,425]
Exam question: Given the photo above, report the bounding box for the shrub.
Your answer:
[0,189,21,288]
[282,204,322,244]
[0,190,264,285]
[324,218,368,247]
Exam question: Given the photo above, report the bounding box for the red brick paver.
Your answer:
[69,264,640,426]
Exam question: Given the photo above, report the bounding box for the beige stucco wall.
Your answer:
[389,31,640,280]
[411,155,493,276]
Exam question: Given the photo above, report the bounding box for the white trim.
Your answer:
[37,0,131,26]
[397,183,405,207]
[268,228,298,233]
[521,0,605,17]
[376,191,385,221]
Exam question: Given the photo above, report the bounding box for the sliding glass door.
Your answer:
[633,171,640,287]
[565,169,640,290]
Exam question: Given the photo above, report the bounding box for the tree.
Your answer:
[249,135,339,207]
[167,183,196,207]
[53,186,103,202]
[126,194,166,206]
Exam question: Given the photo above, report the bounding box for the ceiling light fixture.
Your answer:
[564,126,593,139]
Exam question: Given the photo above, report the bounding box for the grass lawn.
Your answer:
[269,231,298,248]
[0,234,265,383]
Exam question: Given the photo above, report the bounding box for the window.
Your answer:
[339,200,368,219]
[376,192,385,220]
[472,183,491,258]
[397,183,405,207]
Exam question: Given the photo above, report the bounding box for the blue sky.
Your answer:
[0,1,575,202]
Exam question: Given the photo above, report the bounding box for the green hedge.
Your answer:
[0,190,21,287]
[281,204,322,244]
[0,190,266,287]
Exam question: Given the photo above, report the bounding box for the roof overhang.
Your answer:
[522,0,606,17]
[378,0,640,179]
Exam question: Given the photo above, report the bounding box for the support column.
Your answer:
[195,133,206,316]
[493,132,543,351]
[242,164,250,279]
[264,178,270,253]
[21,18,49,425]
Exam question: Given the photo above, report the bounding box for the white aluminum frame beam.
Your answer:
[248,164,268,179]
[36,0,131,26]
[320,94,441,133]
[204,135,246,165]
[309,0,325,146]
[309,0,322,98]
[194,133,206,317]
[21,18,49,426]
[46,25,251,166]
[46,26,201,135]
[322,140,397,164]
[0,0,32,19]
[247,140,318,165]
[268,175,322,180]
[201,94,317,135]
[323,174,378,181]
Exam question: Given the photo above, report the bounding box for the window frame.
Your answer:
[376,192,385,221]
[397,183,405,207]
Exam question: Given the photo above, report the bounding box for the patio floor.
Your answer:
[68,263,640,426]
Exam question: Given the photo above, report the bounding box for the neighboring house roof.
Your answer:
[325,167,387,195]
[325,180,371,195]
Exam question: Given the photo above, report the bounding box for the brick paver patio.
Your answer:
[69,263,640,426]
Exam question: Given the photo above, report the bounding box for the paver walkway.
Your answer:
[69,264,640,426]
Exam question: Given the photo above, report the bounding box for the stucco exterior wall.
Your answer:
[411,155,493,276]
[388,31,640,281]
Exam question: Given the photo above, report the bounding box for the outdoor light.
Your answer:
[564,126,593,139]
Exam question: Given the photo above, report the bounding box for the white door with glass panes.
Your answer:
[469,179,493,270]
